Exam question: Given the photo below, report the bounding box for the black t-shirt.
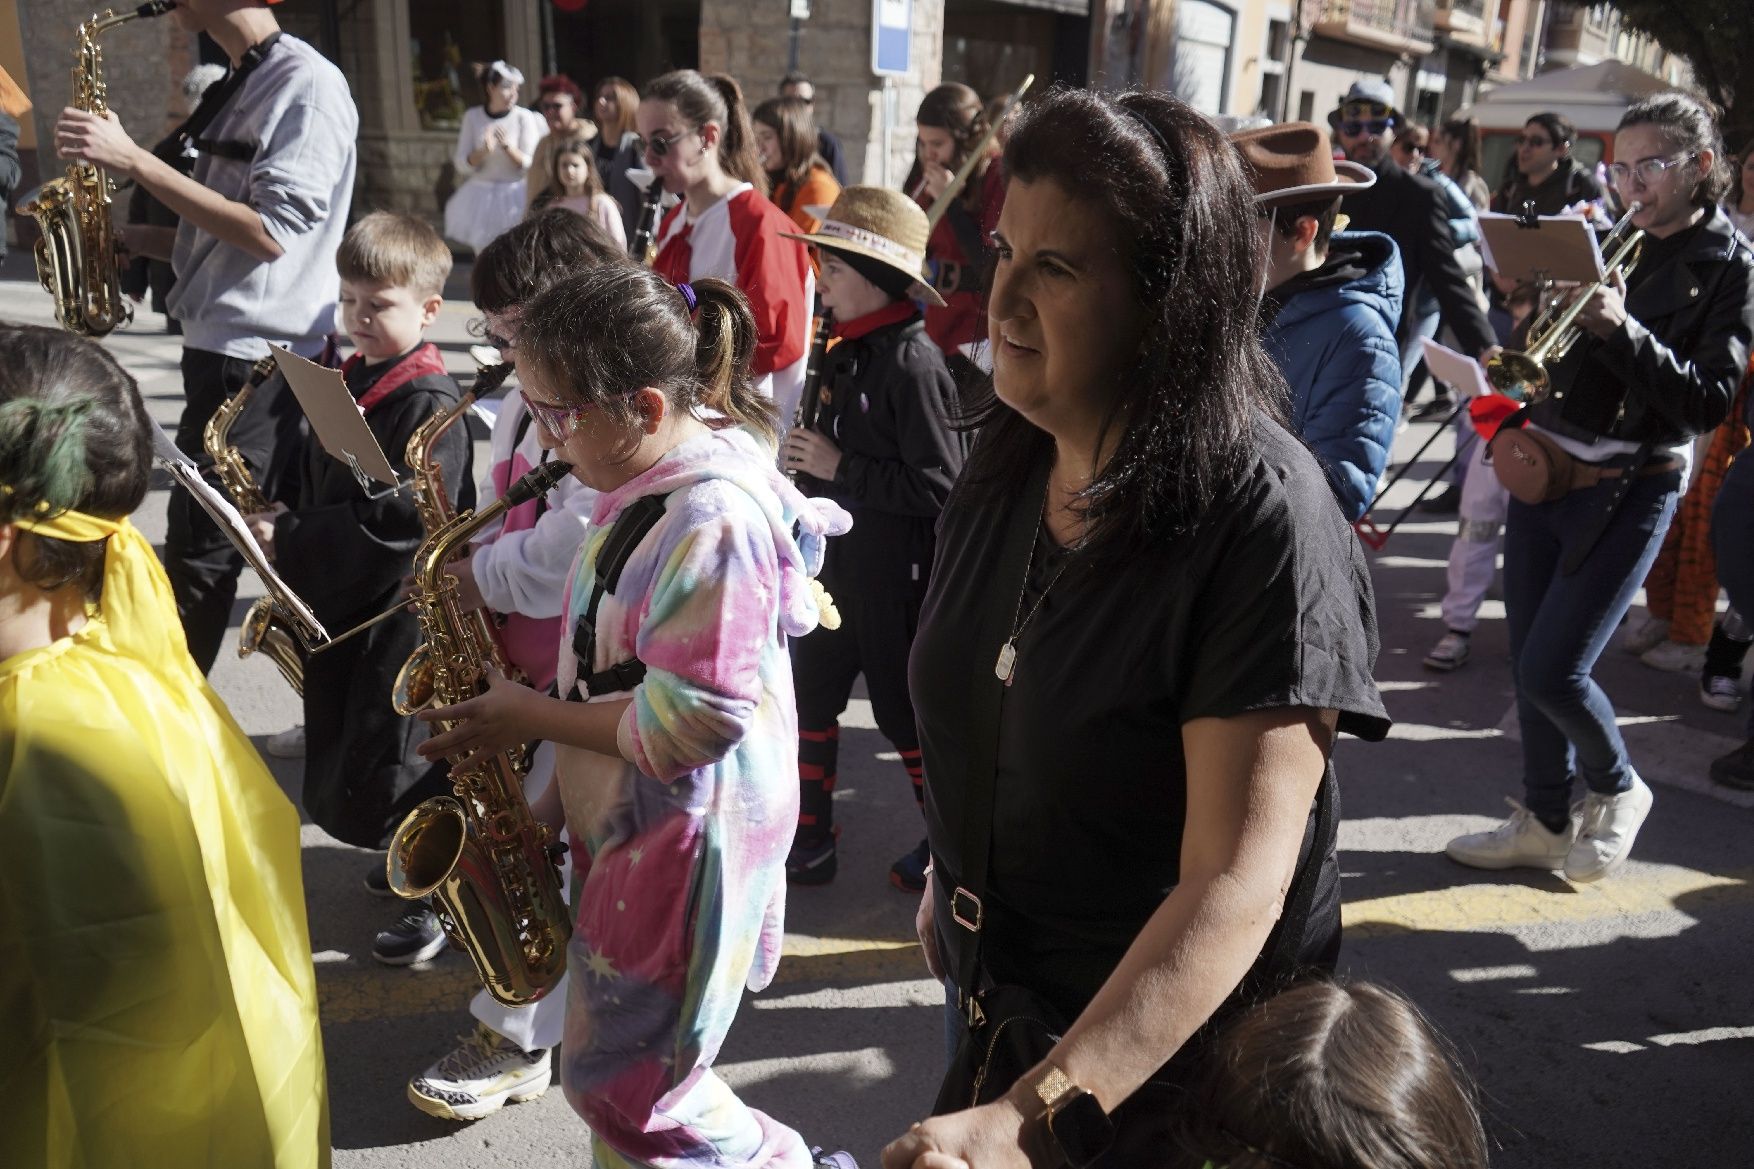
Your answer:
[910,418,1390,1024]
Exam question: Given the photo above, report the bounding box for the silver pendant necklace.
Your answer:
[995,485,1070,686]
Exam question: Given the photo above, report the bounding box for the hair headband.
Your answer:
[1121,103,1173,163]
[486,60,525,88]
[676,281,698,313]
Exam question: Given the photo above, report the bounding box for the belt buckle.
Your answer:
[951,885,983,932]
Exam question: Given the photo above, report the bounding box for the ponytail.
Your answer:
[707,73,768,196]
[690,277,775,446]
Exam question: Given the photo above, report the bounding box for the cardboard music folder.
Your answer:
[270,344,402,491]
[1421,337,1493,401]
[1478,212,1604,286]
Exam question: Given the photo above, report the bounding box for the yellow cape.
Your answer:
[0,510,329,1168]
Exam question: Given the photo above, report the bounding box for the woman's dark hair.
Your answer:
[594,76,640,143]
[1171,981,1490,1169]
[1526,111,1576,150]
[1438,115,1482,179]
[644,69,768,196]
[516,267,777,456]
[753,95,824,195]
[0,325,152,604]
[1731,137,1752,209]
[542,133,607,202]
[957,86,1287,559]
[909,83,991,206]
[1619,91,1731,205]
[473,207,627,315]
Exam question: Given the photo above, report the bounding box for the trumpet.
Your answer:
[1486,203,1645,404]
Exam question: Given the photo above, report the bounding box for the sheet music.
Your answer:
[151,425,329,643]
[1421,338,1494,401]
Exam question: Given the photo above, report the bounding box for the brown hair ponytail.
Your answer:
[690,277,775,446]
[645,69,770,197]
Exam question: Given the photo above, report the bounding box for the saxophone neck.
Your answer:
[412,461,573,593]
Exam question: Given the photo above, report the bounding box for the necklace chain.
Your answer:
[995,481,1071,686]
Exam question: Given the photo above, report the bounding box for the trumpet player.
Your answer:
[1447,93,1754,882]
[242,213,469,964]
[53,0,357,673]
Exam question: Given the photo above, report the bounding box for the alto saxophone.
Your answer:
[201,355,318,695]
[20,2,177,337]
[388,459,576,1006]
[392,361,523,717]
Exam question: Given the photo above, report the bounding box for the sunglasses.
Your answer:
[1339,118,1393,137]
[638,128,695,158]
[521,390,595,440]
[538,100,570,112]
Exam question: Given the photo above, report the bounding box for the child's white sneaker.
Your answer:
[1445,799,1575,871]
[407,1022,551,1121]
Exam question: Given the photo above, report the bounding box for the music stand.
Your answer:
[271,344,407,498]
[1478,212,1605,288]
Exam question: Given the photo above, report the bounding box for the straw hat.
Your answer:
[779,186,947,307]
[1230,122,1376,208]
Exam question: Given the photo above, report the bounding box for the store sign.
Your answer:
[872,0,911,77]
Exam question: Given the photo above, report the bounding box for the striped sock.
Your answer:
[798,724,840,838]
[899,746,924,808]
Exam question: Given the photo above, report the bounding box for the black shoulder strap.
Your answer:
[948,461,1050,1023]
[174,33,284,161]
[568,493,670,699]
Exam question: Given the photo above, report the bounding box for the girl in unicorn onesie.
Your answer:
[418,265,856,1169]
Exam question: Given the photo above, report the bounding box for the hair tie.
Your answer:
[676,281,698,313]
[1121,103,1173,163]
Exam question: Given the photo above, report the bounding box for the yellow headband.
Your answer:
[11,506,124,544]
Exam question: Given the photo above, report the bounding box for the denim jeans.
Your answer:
[1712,453,1754,738]
[1503,469,1681,821]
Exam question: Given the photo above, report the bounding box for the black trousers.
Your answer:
[164,347,306,673]
[791,564,924,751]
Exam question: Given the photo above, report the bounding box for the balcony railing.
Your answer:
[1434,0,1488,44]
[1313,0,1437,56]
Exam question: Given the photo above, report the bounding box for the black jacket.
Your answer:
[1531,205,1754,446]
[1494,157,1605,218]
[274,345,474,848]
[1341,155,1496,357]
[798,313,963,582]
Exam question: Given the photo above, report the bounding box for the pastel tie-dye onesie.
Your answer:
[552,427,851,1168]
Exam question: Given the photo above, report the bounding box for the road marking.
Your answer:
[1584,1025,1754,1054]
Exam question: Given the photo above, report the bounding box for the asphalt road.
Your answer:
[4,256,1748,1169]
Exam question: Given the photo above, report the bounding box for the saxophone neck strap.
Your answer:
[567,492,671,700]
[173,32,285,162]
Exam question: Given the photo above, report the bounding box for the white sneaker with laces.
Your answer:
[407,1022,551,1121]
[1565,774,1654,883]
[1700,674,1743,713]
[811,1151,860,1169]
[264,724,306,759]
[1623,615,1671,656]
[1640,640,1706,673]
[1422,631,1472,672]
[1445,799,1576,871]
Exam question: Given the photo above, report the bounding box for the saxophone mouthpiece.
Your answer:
[505,460,574,507]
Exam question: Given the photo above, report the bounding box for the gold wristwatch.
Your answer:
[1019,1063,1114,1168]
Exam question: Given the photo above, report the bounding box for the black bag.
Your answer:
[928,463,1335,1145]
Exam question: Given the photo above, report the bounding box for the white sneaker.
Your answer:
[1445,799,1576,871]
[1565,774,1654,883]
[407,1022,551,1122]
[1701,674,1743,713]
[264,725,306,759]
[1422,631,1472,672]
[1640,640,1706,673]
[1623,615,1671,656]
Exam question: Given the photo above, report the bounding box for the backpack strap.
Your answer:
[567,493,670,699]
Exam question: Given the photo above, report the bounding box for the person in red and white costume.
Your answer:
[641,69,815,431]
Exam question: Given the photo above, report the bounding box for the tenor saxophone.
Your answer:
[388,459,576,1006]
[392,361,522,717]
[19,2,177,337]
[201,355,316,695]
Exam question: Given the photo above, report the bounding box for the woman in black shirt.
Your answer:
[880,89,1390,1167]
[1448,94,1754,881]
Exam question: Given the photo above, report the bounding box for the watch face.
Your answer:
[1047,1092,1115,1169]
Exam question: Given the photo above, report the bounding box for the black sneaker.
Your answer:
[363,859,395,898]
[1710,739,1754,790]
[1412,393,1456,421]
[786,831,838,886]
[1417,484,1463,514]
[890,838,930,894]
[373,903,448,966]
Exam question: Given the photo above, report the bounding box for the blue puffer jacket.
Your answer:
[1264,229,1405,521]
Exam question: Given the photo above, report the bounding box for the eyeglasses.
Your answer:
[638,128,696,158]
[1516,135,1554,149]
[1339,118,1393,137]
[520,390,594,440]
[484,330,516,353]
[1608,153,1696,188]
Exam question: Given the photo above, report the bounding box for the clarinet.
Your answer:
[788,309,835,480]
[631,182,664,265]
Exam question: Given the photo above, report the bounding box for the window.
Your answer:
[1297,90,1315,122]
[410,0,506,132]
[1260,72,1283,120]
[1176,1,1236,116]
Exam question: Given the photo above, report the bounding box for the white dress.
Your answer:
[444,104,547,252]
